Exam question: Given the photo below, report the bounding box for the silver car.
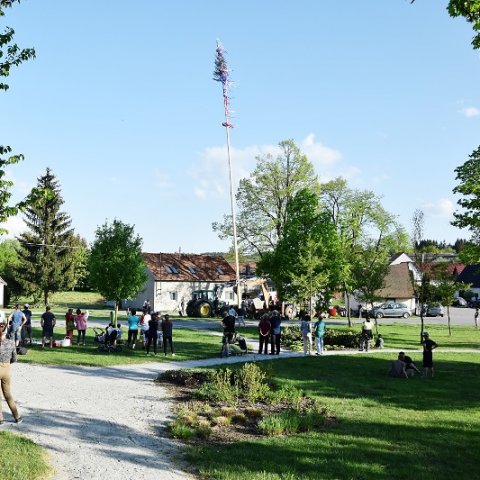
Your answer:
[373,302,411,319]
[426,304,444,317]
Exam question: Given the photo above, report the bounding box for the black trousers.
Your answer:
[271,333,281,354]
[258,335,269,354]
[146,332,158,354]
[163,335,174,354]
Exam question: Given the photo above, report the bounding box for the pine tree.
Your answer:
[15,168,75,305]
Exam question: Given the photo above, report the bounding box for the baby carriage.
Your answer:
[97,328,123,353]
[93,328,105,344]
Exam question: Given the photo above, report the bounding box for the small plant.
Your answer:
[220,406,236,417]
[232,412,247,424]
[212,415,231,427]
[196,419,213,438]
[235,362,269,405]
[244,406,263,418]
[195,368,237,406]
[170,422,196,440]
[258,407,326,436]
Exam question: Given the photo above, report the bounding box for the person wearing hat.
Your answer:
[22,304,33,345]
[421,332,438,377]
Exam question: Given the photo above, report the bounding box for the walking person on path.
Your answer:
[7,304,26,347]
[300,314,312,355]
[74,309,87,345]
[313,313,326,355]
[421,332,438,377]
[257,314,271,354]
[475,308,479,328]
[41,306,56,349]
[0,319,22,425]
[161,314,175,356]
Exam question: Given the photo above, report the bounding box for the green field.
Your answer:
[189,352,480,480]
[19,327,222,366]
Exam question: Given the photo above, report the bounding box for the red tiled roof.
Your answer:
[143,253,236,282]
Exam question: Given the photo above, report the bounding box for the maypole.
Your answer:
[213,40,241,307]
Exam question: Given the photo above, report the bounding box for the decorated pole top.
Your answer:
[213,40,234,128]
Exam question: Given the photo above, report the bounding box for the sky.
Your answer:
[1,0,480,253]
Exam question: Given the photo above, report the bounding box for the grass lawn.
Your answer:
[0,431,51,480]
[188,352,480,480]
[19,327,222,366]
[239,322,480,350]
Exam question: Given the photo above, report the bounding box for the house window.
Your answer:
[166,265,179,274]
[226,292,234,301]
[188,266,196,274]
[170,292,177,301]
[216,267,224,274]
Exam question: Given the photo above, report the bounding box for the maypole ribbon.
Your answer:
[213,40,234,128]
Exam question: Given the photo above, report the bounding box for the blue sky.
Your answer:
[2,1,480,253]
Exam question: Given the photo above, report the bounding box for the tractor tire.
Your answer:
[186,301,195,317]
[195,301,212,318]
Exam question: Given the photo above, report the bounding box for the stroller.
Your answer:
[93,328,105,344]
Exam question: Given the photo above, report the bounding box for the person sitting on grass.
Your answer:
[398,351,422,377]
[389,356,409,379]
[229,335,248,355]
[375,334,384,349]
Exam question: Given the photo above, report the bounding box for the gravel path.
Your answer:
[2,346,479,479]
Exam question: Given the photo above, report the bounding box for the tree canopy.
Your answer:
[88,220,147,319]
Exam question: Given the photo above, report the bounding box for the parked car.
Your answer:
[468,298,480,308]
[452,297,468,308]
[426,304,444,317]
[372,303,411,319]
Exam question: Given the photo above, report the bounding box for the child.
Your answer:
[375,334,384,349]
[421,332,438,377]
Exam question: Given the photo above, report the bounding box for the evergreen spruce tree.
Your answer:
[15,168,75,305]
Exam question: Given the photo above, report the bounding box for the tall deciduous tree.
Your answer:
[15,168,74,305]
[212,140,319,257]
[452,145,480,262]
[258,188,342,312]
[320,178,409,326]
[0,0,35,232]
[88,220,147,323]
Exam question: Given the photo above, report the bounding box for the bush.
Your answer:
[157,369,214,386]
[170,422,196,440]
[235,363,270,405]
[194,368,237,406]
[282,325,360,349]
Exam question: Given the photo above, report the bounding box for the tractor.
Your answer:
[185,289,228,318]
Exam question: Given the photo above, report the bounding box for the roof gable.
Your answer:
[457,264,480,288]
[376,263,415,298]
[143,253,236,282]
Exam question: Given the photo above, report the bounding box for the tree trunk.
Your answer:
[344,286,352,327]
[371,302,379,336]
[114,302,119,327]
[44,290,48,307]
[447,305,451,336]
[420,307,424,343]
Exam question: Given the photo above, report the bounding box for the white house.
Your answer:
[0,276,6,308]
[125,253,237,313]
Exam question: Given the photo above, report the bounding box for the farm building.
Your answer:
[125,253,237,313]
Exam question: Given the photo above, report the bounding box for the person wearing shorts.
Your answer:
[7,304,26,347]
[41,306,56,348]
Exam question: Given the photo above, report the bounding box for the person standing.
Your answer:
[146,312,159,356]
[0,320,22,424]
[360,317,374,352]
[41,306,56,349]
[421,332,438,377]
[313,313,326,355]
[21,304,33,345]
[358,304,363,319]
[126,308,139,349]
[221,310,236,357]
[257,314,271,354]
[65,308,75,343]
[475,308,479,328]
[161,314,175,356]
[236,303,246,327]
[300,314,312,355]
[74,308,87,345]
[7,304,26,347]
[270,310,282,355]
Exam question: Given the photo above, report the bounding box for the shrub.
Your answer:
[157,369,214,386]
[235,362,269,405]
[220,406,236,417]
[212,415,231,427]
[232,412,247,424]
[194,368,237,406]
[244,406,263,418]
[267,384,304,408]
[282,325,361,349]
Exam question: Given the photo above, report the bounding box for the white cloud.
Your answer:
[423,198,455,219]
[153,169,173,190]
[0,216,27,238]
[460,106,480,118]
[191,134,356,199]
